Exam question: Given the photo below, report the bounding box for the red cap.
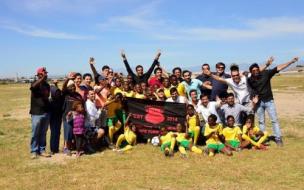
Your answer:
[36,67,48,74]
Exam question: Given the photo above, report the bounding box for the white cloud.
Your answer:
[0,20,96,40]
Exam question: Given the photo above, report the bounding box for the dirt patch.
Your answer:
[274,92,304,119]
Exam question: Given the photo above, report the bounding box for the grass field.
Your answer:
[0,74,304,190]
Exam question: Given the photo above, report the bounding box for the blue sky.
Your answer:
[0,0,304,77]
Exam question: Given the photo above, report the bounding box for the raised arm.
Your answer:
[277,57,299,72]
[121,50,136,77]
[88,57,99,80]
[260,56,274,72]
[145,50,162,77]
[31,74,47,89]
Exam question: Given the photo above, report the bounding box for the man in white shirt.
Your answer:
[196,94,221,123]
[166,87,188,104]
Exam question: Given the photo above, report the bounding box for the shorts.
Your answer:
[188,131,194,138]
[161,142,171,152]
[228,140,240,148]
[179,140,190,149]
[207,143,225,152]
[107,116,119,127]
[116,109,126,124]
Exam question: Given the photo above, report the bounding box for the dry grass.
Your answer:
[0,75,304,190]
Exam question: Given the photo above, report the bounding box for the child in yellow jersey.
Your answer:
[110,78,123,96]
[223,115,243,151]
[169,75,186,97]
[174,123,202,157]
[159,126,176,157]
[242,115,268,150]
[134,84,146,99]
[204,114,232,157]
[162,78,171,98]
[122,82,134,98]
[106,93,125,147]
[186,104,201,146]
[114,114,137,152]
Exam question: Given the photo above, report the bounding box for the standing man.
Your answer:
[196,63,213,99]
[248,57,299,146]
[121,50,161,85]
[29,67,51,159]
[210,62,230,101]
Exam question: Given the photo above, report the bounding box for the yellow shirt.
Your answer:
[188,115,198,131]
[204,123,223,145]
[175,132,190,143]
[110,86,123,96]
[160,132,174,144]
[124,126,137,145]
[122,90,134,98]
[222,126,242,141]
[242,125,260,136]
[106,101,121,118]
[164,87,171,98]
[171,83,186,97]
[134,93,145,99]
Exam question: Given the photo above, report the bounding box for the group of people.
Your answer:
[29,50,299,158]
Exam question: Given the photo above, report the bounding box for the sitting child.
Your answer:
[114,114,137,152]
[222,115,243,151]
[242,115,268,150]
[174,123,202,157]
[204,114,232,157]
[159,126,176,157]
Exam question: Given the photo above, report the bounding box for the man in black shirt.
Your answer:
[120,50,161,85]
[196,63,213,99]
[29,67,51,158]
[248,57,299,146]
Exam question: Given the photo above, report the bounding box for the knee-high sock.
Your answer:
[121,145,133,152]
[179,146,187,154]
[257,132,268,145]
[242,134,259,147]
[170,138,176,151]
[109,126,115,143]
[116,134,125,148]
[191,146,202,154]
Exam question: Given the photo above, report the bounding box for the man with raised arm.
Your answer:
[88,57,110,85]
[121,50,161,85]
[247,57,299,146]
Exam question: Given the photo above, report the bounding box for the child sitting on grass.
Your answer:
[159,126,176,157]
[222,115,244,151]
[204,114,232,157]
[113,114,137,152]
[242,115,268,150]
[174,123,202,157]
[67,101,86,157]
[186,104,201,146]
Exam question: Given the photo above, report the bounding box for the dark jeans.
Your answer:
[49,113,62,153]
[75,134,85,152]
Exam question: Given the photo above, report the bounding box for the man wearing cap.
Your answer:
[29,67,51,159]
[247,57,299,146]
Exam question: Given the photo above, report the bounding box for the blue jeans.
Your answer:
[256,100,281,138]
[30,113,49,153]
[63,116,73,142]
[50,113,62,152]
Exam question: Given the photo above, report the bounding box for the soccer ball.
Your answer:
[151,136,160,146]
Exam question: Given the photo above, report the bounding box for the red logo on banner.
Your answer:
[145,106,165,124]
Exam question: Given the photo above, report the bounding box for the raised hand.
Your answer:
[121,49,126,59]
[267,56,274,65]
[291,57,299,63]
[89,57,95,65]
[155,49,161,60]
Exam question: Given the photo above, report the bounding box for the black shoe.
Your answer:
[85,144,96,154]
[275,137,284,147]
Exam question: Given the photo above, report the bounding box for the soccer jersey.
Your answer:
[122,90,134,98]
[242,125,260,135]
[188,115,197,131]
[160,132,174,144]
[204,123,223,145]
[124,126,137,145]
[134,93,145,99]
[222,126,242,141]
[164,87,171,98]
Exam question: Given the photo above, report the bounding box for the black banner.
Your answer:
[125,97,187,138]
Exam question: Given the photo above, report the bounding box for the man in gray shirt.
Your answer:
[220,93,257,126]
